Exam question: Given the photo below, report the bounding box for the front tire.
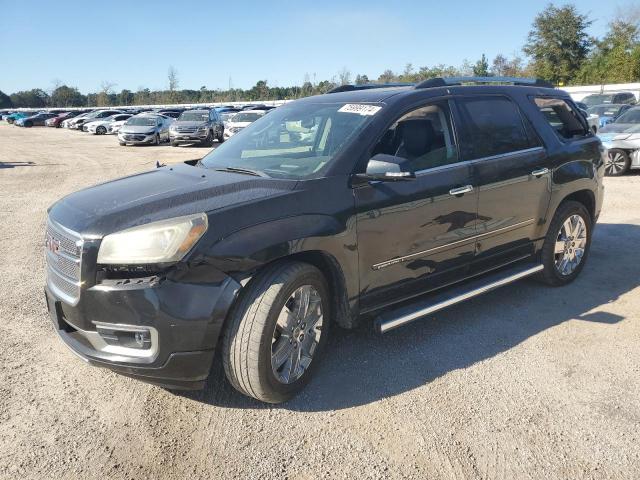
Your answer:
[222,262,330,403]
[538,201,592,286]
[605,149,630,176]
[96,126,107,135]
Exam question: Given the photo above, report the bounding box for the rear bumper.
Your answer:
[45,272,241,389]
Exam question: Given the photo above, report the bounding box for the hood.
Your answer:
[599,123,640,134]
[119,125,157,134]
[48,162,297,237]
[227,121,252,128]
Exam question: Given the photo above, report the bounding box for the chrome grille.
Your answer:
[176,126,197,133]
[45,220,83,305]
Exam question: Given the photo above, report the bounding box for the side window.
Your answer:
[532,97,588,140]
[372,101,459,172]
[456,96,531,159]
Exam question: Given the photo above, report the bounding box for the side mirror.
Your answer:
[354,153,416,183]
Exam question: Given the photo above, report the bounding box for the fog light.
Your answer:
[96,325,152,350]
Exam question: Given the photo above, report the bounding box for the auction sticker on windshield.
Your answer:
[338,104,382,116]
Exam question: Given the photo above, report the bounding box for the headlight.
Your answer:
[97,213,208,264]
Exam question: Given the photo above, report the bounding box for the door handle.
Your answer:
[531,167,550,177]
[449,185,474,196]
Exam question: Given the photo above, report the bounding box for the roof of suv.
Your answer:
[298,77,561,105]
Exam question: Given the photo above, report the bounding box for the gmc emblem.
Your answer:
[45,233,60,254]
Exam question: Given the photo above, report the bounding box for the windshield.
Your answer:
[587,105,622,116]
[221,112,236,122]
[179,111,209,122]
[201,102,378,179]
[582,94,615,106]
[231,112,263,123]
[125,116,157,126]
[614,109,640,124]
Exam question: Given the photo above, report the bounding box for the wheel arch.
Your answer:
[560,189,596,221]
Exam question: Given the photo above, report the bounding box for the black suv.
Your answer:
[582,91,637,107]
[169,108,224,146]
[44,77,604,403]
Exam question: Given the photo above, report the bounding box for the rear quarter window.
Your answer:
[532,97,588,140]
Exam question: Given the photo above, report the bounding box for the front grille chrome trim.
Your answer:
[45,219,84,306]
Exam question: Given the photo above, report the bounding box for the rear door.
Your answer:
[454,95,551,272]
[354,99,478,312]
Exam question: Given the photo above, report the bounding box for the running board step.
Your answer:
[375,263,544,334]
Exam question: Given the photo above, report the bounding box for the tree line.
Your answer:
[2,3,640,109]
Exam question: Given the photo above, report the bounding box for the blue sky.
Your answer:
[0,0,627,94]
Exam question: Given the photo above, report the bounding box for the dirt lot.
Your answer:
[1,123,639,479]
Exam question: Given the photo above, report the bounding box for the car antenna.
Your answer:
[156,161,166,168]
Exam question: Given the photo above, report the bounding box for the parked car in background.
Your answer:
[85,114,133,135]
[15,112,58,127]
[223,110,265,140]
[69,109,122,130]
[62,112,89,129]
[582,91,637,107]
[118,113,173,145]
[169,109,224,146]
[6,112,32,124]
[46,111,78,128]
[598,106,640,176]
[587,104,633,128]
[157,110,183,119]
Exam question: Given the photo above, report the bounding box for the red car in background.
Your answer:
[46,111,79,128]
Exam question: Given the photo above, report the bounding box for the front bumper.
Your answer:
[118,132,157,144]
[170,130,209,143]
[45,272,240,389]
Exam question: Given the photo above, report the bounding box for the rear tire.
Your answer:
[222,262,330,403]
[96,126,107,135]
[605,149,630,176]
[538,201,592,286]
[119,141,126,146]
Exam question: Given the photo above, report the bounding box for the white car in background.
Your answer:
[85,114,132,135]
[223,110,265,140]
[62,112,91,129]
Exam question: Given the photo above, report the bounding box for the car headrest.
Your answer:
[397,118,435,157]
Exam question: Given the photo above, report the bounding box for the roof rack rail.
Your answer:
[414,76,555,89]
[326,83,414,94]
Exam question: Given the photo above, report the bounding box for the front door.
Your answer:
[354,100,478,312]
[453,94,552,272]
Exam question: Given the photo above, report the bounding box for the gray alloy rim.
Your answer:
[554,214,588,276]
[605,152,626,175]
[271,285,323,384]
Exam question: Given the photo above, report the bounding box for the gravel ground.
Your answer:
[1,124,639,480]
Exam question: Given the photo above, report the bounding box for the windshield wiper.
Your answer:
[214,167,269,177]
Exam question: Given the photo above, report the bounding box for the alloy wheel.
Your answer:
[605,151,628,175]
[554,214,588,276]
[271,285,323,384]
